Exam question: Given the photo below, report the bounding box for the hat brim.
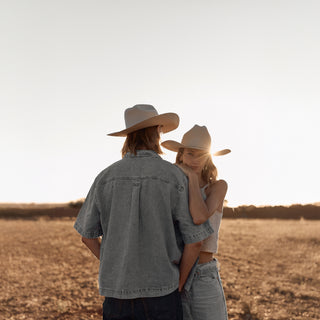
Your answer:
[108,113,179,137]
[161,140,231,156]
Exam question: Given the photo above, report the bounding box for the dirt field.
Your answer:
[1,218,319,320]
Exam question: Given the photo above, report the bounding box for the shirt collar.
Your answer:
[124,150,161,159]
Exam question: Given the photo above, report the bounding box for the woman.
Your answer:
[161,125,230,320]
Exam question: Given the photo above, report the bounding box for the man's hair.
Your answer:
[122,126,163,157]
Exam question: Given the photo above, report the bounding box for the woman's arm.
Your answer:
[178,241,203,291]
[176,164,209,224]
[81,237,101,260]
[205,180,228,214]
[177,164,227,224]
[188,174,211,224]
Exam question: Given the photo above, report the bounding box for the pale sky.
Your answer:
[1,0,319,207]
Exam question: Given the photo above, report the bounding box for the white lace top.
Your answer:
[199,184,223,254]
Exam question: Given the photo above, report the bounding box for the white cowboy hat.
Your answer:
[108,104,179,137]
[161,125,231,156]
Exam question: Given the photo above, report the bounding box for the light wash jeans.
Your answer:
[181,259,228,320]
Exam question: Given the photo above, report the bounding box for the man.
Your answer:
[74,104,213,319]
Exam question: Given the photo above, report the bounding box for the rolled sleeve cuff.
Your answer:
[74,221,103,239]
[182,224,214,244]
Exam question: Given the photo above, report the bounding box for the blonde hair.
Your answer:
[121,126,163,157]
[176,148,218,184]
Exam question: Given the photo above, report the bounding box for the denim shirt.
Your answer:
[74,150,213,299]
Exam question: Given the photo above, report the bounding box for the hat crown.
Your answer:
[181,125,211,151]
[125,104,159,129]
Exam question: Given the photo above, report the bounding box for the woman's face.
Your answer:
[181,148,208,174]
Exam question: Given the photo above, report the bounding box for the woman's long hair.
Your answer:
[176,148,218,184]
[122,126,163,157]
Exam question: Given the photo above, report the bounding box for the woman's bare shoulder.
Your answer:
[207,179,228,194]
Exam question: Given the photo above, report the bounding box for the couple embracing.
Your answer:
[74,104,230,320]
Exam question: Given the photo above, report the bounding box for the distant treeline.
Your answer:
[69,201,320,220]
[69,200,320,220]
[0,202,319,220]
[223,204,320,220]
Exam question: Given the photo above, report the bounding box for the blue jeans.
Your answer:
[103,289,183,320]
[181,259,228,320]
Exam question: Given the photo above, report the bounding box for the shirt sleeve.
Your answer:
[74,179,103,239]
[173,173,214,244]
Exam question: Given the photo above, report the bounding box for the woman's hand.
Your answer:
[176,163,196,178]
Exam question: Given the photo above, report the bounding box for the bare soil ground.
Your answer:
[1,218,319,320]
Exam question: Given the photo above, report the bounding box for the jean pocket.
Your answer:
[181,288,191,301]
[198,271,216,283]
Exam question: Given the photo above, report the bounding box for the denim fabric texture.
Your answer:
[102,289,183,320]
[181,259,228,320]
[74,150,213,299]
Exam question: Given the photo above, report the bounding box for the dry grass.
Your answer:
[219,219,320,319]
[1,217,319,319]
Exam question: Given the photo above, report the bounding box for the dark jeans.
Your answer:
[102,289,183,320]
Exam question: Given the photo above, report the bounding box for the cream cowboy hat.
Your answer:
[108,104,179,137]
[161,125,231,156]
